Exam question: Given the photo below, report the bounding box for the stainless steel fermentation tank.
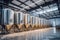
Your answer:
[0,8,51,34]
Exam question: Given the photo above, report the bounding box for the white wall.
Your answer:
[49,18,60,26]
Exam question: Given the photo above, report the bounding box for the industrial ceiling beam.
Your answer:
[28,1,56,11]
[0,2,20,11]
[0,0,13,4]
[16,0,32,9]
[42,13,50,18]
[47,13,60,19]
[39,14,48,19]
[40,6,51,18]
[10,2,23,8]
[48,16,60,19]
[56,0,60,14]
[30,0,40,6]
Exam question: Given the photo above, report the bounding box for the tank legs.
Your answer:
[9,24,20,33]
[20,24,26,31]
[1,25,8,34]
[27,25,32,31]
[14,24,20,32]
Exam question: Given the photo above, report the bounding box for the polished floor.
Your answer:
[0,27,60,40]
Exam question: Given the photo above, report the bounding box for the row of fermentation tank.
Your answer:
[0,8,51,34]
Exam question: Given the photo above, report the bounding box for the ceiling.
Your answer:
[0,0,54,11]
[0,0,60,19]
[30,3,60,19]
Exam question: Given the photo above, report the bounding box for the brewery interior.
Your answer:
[0,0,60,40]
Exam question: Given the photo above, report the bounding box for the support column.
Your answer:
[53,20,56,34]
[57,0,60,14]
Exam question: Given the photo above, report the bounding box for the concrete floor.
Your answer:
[0,27,60,40]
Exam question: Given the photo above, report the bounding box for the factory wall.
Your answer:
[49,18,60,27]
